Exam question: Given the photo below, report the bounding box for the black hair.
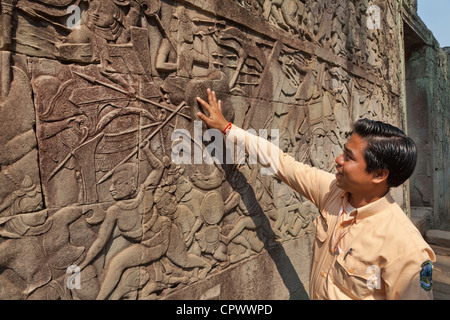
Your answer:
[352,118,417,188]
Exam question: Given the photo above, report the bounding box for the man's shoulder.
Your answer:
[381,205,433,257]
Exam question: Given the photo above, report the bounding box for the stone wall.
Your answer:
[0,0,410,300]
[403,2,450,229]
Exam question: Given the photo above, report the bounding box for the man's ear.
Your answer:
[372,169,389,184]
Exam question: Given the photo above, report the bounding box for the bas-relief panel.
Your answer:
[0,0,402,299]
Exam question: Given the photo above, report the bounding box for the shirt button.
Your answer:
[321,271,326,278]
[315,293,319,299]
[348,268,354,274]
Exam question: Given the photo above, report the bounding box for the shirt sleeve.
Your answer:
[225,125,335,210]
[383,247,436,300]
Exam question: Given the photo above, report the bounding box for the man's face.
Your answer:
[109,170,136,200]
[156,193,178,215]
[89,0,116,27]
[335,133,374,195]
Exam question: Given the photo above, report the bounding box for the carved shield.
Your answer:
[200,191,224,225]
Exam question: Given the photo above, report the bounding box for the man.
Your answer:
[196,89,435,300]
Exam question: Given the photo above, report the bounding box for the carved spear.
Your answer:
[47,133,105,182]
[96,101,186,185]
[72,71,191,120]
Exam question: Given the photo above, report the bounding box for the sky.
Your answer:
[417,0,450,47]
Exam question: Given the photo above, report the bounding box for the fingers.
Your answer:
[205,88,220,111]
[208,88,218,107]
[196,89,227,130]
[196,111,210,126]
[196,96,211,126]
[196,96,212,113]
[207,88,213,105]
[196,88,218,119]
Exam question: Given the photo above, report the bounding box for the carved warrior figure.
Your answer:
[63,0,140,66]
[222,167,276,247]
[155,6,209,77]
[78,143,211,299]
[78,143,164,299]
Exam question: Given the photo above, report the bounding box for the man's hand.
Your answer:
[196,89,230,131]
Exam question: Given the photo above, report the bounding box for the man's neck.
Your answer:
[348,189,389,208]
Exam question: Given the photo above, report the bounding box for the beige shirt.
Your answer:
[226,125,435,300]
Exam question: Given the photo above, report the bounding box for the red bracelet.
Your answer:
[222,122,232,135]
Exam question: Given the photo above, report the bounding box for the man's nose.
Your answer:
[335,154,344,166]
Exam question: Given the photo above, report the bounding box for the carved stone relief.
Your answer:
[0,0,404,299]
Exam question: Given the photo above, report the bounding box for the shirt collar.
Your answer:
[341,192,395,223]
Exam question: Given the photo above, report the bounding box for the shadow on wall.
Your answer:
[222,163,309,300]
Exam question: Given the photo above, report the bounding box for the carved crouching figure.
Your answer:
[78,142,169,299]
[79,142,211,299]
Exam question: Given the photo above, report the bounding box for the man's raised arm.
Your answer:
[196,89,335,210]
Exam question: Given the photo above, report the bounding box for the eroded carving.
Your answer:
[0,0,405,299]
